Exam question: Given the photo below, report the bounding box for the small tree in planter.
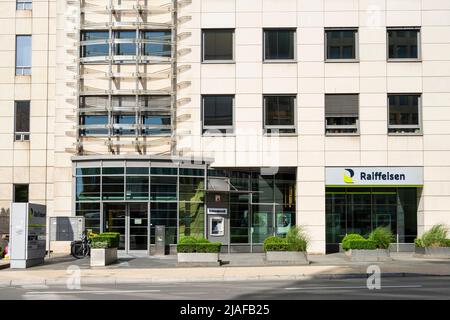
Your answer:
[342,227,393,262]
[414,224,450,258]
[90,232,120,267]
[263,226,310,265]
[176,236,221,266]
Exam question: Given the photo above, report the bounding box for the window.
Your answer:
[14,101,30,141]
[202,29,234,62]
[143,31,171,57]
[388,28,420,60]
[388,94,421,134]
[263,95,296,134]
[81,31,109,58]
[113,113,136,135]
[202,95,234,134]
[325,94,359,135]
[16,0,32,10]
[13,184,29,203]
[79,114,109,136]
[16,35,31,75]
[325,29,358,61]
[264,29,295,61]
[115,31,137,56]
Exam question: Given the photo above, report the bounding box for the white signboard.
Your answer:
[207,208,228,215]
[326,167,423,186]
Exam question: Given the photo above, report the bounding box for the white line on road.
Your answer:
[25,289,161,295]
[284,285,422,290]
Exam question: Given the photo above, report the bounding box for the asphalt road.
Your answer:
[0,276,449,300]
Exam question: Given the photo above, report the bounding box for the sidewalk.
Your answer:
[0,252,449,286]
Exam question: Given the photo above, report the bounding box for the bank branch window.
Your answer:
[263,95,296,134]
[388,28,420,60]
[325,94,359,135]
[388,94,421,134]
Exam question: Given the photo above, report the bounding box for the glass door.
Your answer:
[128,203,148,251]
[104,203,126,250]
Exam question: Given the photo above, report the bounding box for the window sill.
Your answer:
[388,133,423,137]
[325,133,360,137]
[202,60,235,64]
[387,59,422,63]
[202,133,235,137]
[325,59,359,63]
[263,133,297,137]
[263,60,297,64]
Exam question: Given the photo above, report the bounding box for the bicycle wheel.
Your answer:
[71,243,86,259]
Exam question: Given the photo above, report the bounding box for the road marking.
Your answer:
[25,289,161,295]
[284,285,422,290]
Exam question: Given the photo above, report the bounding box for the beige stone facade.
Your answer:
[1,0,450,254]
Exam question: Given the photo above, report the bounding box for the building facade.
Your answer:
[1,0,450,254]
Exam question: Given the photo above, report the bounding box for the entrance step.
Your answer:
[219,253,266,266]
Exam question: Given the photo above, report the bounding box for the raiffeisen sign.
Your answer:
[326,167,424,186]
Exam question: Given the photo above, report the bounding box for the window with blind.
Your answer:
[202,95,234,134]
[325,94,359,134]
[388,94,421,134]
[202,29,234,62]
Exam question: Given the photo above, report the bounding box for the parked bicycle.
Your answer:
[71,231,91,259]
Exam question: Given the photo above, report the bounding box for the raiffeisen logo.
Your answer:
[343,169,354,184]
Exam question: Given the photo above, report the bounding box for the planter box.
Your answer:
[177,253,220,266]
[415,246,450,258]
[345,249,392,262]
[265,251,309,265]
[90,248,117,267]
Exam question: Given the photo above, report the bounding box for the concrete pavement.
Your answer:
[0,252,449,287]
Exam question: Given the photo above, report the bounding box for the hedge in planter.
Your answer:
[176,237,221,253]
[90,232,120,249]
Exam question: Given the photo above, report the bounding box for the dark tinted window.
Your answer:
[203,29,234,61]
[202,95,233,129]
[15,101,30,133]
[14,184,29,202]
[264,96,295,127]
[264,29,295,60]
[388,94,421,133]
[388,29,419,59]
[326,30,357,60]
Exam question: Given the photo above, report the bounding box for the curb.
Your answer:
[0,272,447,287]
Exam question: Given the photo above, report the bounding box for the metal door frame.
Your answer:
[103,202,149,254]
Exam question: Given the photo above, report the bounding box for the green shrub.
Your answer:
[176,237,221,253]
[91,241,108,249]
[368,227,393,249]
[414,238,424,248]
[342,234,366,251]
[422,224,449,247]
[263,236,288,252]
[90,232,120,248]
[263,227,309,252]
[286,226,308,252]
[0,246,3,259]
[347,240,377,250]
[442,239,450,247]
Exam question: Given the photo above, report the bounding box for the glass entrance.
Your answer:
[103,203,148,252]
[129,203,148,250]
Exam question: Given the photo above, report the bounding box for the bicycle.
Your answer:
[71,231,91,259]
